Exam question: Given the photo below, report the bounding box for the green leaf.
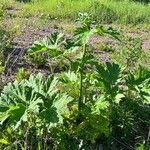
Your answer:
[96,62,121,96]
[60,71,78,83]
[104,27,120,41]
[95,25,105,36]
[74,26,97,45]
[40,107,59,124]
[28,32,65,58]
[47,32,65,48]
[0,73,58,128]
[28,98,43,113]
[0,139,9,145]
[97,62,121,85]
[52,93,74,123]
[127,66,150,86]
[27,73,58,98]
[48,49,63,58]
[28,44,48,54]
[6,127,12,135]
[8,104,26,129]
[0,113,10,125]
[115,93,125,104]
[93,95,109,115]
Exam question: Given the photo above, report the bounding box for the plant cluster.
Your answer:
[0,13,150,149]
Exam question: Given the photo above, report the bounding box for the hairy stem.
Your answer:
[78,44,86,112]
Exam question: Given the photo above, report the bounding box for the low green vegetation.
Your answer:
[0,0,150,24]
[21,0,150,24]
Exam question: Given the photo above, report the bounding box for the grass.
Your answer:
[1,0,150,25]
[20,0,150,24]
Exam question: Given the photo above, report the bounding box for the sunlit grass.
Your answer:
[1,0,150,24]
[21,0,150,24]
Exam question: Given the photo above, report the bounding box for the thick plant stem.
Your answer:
[78,44,86,112]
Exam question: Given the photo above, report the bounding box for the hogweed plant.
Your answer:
[28,12,120,116]
[0,13,150,149]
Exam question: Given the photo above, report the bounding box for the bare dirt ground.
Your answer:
[12,21,150,51]
[6,8,150,51]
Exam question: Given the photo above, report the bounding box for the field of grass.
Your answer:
[1,0,150,24]
[20,0,150,24]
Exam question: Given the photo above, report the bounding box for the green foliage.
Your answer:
[28,32,65,57]
[0,13,150,149]
[27,53,47,68]
[22,0,150,24]
[0,73,73,149]
[112,36,148,69]
[16,67,31,82]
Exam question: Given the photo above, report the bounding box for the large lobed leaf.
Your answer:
[0,73,73,129]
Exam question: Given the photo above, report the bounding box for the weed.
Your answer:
[112,36,145,69]
[16,67,31,82]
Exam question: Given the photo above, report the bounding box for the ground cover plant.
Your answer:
[20,0,150,24]
[0,13,150,150]
[1,0,150,24]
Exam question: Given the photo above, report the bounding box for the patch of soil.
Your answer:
[143,40,150,50]
[1,9,150,84]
